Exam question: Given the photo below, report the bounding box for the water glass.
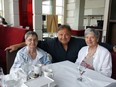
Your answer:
[76,63,86,82]
[0,67,4,75]
[0,67,4,87]
[42,65,54,79]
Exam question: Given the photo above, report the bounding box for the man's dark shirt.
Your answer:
[38,37,86,63]
[38,37,113,63]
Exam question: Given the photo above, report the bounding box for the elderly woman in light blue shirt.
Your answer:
[10,31,51,73]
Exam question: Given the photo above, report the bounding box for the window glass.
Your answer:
[42,5,51,14]
[58,15,63,24]
[56,0,63,6]
[42,0,64,24]
[0,0,3,16]
[42,0,51,14]
[56,0,64,24]
[0,0,2,10]
[56,7,62,15]
[42,0,50,5]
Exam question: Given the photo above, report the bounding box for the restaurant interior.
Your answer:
[0,0,116,87]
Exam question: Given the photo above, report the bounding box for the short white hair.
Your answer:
[25,31,38,40]
[85,28,100,39]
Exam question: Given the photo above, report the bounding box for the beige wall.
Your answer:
[66,0,106,29]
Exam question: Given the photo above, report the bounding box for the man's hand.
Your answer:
[5,45,18,52]
[5,42,26,52]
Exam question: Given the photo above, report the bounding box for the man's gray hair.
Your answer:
[85,28,100,39]
[25,31,38,40]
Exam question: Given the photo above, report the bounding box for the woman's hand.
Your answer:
[81,61,94,70]
[85,64,94,70]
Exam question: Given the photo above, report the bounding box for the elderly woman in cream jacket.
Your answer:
[75,28,112,77]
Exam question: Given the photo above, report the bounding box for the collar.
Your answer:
[24,46,43,60]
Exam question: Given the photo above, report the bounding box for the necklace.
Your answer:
[85,46,97,59]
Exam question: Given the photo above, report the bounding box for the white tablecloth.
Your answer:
[48,61,116,87]
[4,61,116,87]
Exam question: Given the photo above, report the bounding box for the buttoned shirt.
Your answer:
[10,46,51,73]
[38,37,86,63]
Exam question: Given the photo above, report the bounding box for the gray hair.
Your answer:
[25,31,38,40]
[85,28,100,39]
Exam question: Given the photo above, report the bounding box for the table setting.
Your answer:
[0,61,116,87]
[0,63,56,87]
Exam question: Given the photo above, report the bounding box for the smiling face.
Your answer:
[25,34,38,49]
[57,28,71,45]
[85,32,98,47]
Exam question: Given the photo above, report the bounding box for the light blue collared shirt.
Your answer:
[10,46,51,73]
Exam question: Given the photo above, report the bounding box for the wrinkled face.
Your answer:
[57,28,71,45]
[25,35,38,49]
[85,32,98,47]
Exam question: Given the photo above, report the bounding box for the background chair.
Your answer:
[6,49,19,73]
[0,26,29,74]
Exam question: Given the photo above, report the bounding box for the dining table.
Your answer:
[47,61,116,87]
[3,61,116,87]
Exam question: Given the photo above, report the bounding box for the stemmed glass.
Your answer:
[21,62,33,80]
[0,67,4,87]
[76,62,86,82]
[0,67,4,75]
[42,64,54,79]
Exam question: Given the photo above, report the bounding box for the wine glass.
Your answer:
[76,62,86,82]
[0,67,4,75]
[0,67,4,87]
[42,65,54,79]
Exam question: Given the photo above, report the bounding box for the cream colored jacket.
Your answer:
[75,45,112,77]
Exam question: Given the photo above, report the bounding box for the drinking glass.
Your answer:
[22,63,34,80]
[0,67,4,75]
[0,67,4,87]
[42,65,54,79]
[76,63,86,82]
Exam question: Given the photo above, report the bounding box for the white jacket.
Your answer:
[75,45,112,77]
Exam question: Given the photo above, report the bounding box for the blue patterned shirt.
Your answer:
[10,46,51,73]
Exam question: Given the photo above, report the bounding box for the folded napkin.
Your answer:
[4,69,27,87]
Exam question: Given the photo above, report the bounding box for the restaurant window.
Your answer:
[56,0,64,24]
[0,0,3,16]
[42,0,52,32]
[42,0,52,14]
